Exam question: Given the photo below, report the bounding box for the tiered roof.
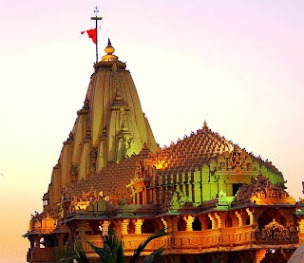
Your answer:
[67,146,152,205]
[150,121,234,173]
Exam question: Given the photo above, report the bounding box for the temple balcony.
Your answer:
[81,224,298,257]
[26,224,299,262]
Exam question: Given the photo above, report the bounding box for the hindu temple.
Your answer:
[24,36,304,263]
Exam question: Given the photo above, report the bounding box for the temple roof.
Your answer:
[65,121,283,207]
[148,121,281,175]
[67,145,152,205]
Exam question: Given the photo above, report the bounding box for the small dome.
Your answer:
[102,38,118,62]
[105,44,115,55]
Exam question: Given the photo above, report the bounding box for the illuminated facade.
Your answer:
[25,40,304,263]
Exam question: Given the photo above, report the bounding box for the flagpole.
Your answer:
[91,6,102,64]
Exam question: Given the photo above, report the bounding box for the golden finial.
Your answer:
[102,38,118,62]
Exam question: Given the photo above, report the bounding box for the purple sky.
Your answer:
[0,1,304,261]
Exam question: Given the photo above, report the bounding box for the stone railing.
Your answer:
[76,225,300,260]
[122,233,169,256]
[82,227,255,257]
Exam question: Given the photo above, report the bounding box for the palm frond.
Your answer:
[74,241,90,263]
[89,232,125,263]
[131,228,167,263]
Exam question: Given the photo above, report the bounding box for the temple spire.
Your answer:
[91,6,102,63]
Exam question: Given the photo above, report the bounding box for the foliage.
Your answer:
[130,227,168,263]
[55,228,167,263]
[89,230,125,263]
[89,227,168,263]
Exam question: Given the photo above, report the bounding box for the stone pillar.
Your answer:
[165,217,173,232]
[161,217,168,232]
[255,249,266,263]
[135,219,143,234]
[215,212,227,229]
[121,219,130,235]
[172,217,179,232]
[102,220,111,236]
[34,236,41,249]
[235,211,243,227]
[166,216,178,232]
[246,208,254,225]
[184,215,194,231]
[208,213,216,229]
[199,215,209,230]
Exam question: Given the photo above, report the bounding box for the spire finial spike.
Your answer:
[203,120,208,129]
[90,6,103,63]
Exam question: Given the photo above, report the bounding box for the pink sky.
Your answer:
[0,1,304,262]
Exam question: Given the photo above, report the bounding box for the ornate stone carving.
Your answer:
[229,151,245,169]
[255,219,298,244]
[232,174,294,206]
[90,147,98,172]
[70,164,78,183]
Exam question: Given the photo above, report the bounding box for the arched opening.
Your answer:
[242,212,250,226]
[40,237,46,248]
[258,210,273,228]
[192,217,202,231]
[207,217,213,230]
[246,217,250,225]
[142,219,155,233]
[90,221,101,235]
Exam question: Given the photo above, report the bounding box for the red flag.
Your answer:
[81,28,97,44]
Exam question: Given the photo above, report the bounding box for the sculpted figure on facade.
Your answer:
[90,147,98,172]
[70,164,78,183]
[230,150,245,169]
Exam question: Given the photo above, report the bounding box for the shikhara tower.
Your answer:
[44,40,158,208]
[25,28,304,263]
